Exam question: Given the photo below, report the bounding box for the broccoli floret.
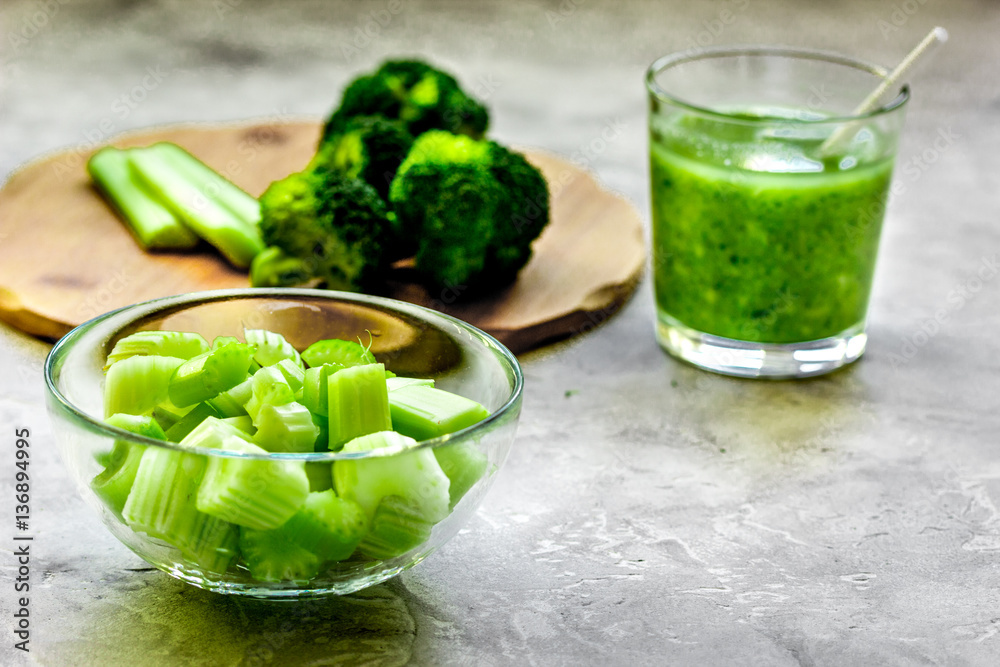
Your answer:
[323,59,489,140]
[251,169,392,292]
[389,131,550,296]
[312,115,414,201]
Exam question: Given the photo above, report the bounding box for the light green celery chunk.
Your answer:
[305,462,334,492]
[252,401,319,453]
[152,399,197,431]
[357,496,434,560]
[91,413,165,517]
[196,435,309,530]
[178,415,251,450]
[434,442,489,510]
[222,415,255,435]
[243,328,304,369]
[386,376,435,392]
[387,385,490,441]
[105,331,210,370]
[104,355,186,418]
[312,413,330,453]
[87,147,200,251]
[207,376,253,418]
[128,146,264,268]
[122,443,240,574]
[327,363,392,451]
[164,402,222,442]
[301,364,338,417]
[333,431,450,524]
[244,365,294,421]
[274,358,305,394]
[154,142,261,225]
[168,343,255,408]
[211,336,241,350]
[301,338,375,369]
[281,490,368,562]
[239,526,320,583]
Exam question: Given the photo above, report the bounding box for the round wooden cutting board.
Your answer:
[0,120,645,353]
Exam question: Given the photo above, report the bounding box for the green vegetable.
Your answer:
[127,145,265,268]
[90,413,165,516]
[386,376,434,391]
[389,130,550,295]
[433,442,489,510]
[105,331,210,370]
[387,384,490,441]
[301,337,376,369]
[251,168,392,291]
[243,329,303,369]
[280,490,368,562]
[164,402,223,442]
[357,495,434,560]
[323,59,489,141]
[252,401,319,453]
[103,355,186,418]
[327,363,392,451]
[238,526,321,583]
[167,343,255,408]
[312,115,414,201]
[243,365,295,421]
[87,147,200,250]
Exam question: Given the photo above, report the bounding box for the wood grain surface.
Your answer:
[0,120,645,353]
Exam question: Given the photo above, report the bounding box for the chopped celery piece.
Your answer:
[244,328,304,369]
[154,142,261,225]
[128,146,264,268]
[196,433,309,530]
[300,364,338,417]
[123,444,238,573]
[388,385,489,441]
[168,343,255,408]
[312,412,330,453]
[327,363,392,451]
[305,462,334,492]
[105,330,210,370]
[357,496,434,560]
[244,365,295,420]
[207,376,253,418]
[281,490,368,562]
[211,336,241,350]
[87,147,200,251]
[333,431,450,524]
[274,358,305,394]
[91,413,165,517]
[386,376,435,392]
[164,402,222,442]
[239,526,320,583]
[104,355,186,418]
[151,400,196,431]
[301,338,375,369]
[434,442,489,510]
[222,415,255,435]
[252,401,319,453]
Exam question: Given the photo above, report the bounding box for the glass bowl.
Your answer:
[44,288,522,599]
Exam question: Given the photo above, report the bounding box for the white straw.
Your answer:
[819,27,948,156]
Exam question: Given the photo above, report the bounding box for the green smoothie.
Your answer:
[650,111,894,344]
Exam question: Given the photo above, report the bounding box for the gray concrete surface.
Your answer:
[1,0,999,665]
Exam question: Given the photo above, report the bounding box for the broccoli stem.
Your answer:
[87,147,201,250]
[128,146,265,268]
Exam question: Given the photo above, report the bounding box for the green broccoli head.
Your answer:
[252,169,392,292]
[323,59,489,141]
[389,131,550,297]
[313,115,414,201]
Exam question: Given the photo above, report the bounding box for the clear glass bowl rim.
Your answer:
[645,45,910,125]
[43,287,524,462]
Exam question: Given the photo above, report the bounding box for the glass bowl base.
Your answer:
[655,313,867,379]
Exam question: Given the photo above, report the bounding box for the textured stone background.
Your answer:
[1,0,999,665]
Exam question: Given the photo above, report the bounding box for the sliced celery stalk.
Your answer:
[387,385,490,441]
[91,413,166,517]
[153,142,261,225]
[327,363,392,451]
[243,328,304,369]
[305,461,334,492]
[244,365,295,421]
[301,364,338,417]
[128,146,264,268]
[164,402,222,442]
[168,343,255,408]
[333,431,450,524]
[196,434,309,530]
[239,526,320,583]
[281,490,368,562]
[104,355,186,418]
[105,330,210,370]
[357,496,434,560]
[207,376,253,418]
[87,147,200,250]
[273,358,305,394]
[386,376,435,392]
[301,338,375,369]
[434,442,489,510]
[252,401,319,453]
[221,415,255,436]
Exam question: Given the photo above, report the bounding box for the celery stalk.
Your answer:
[168,343,255,408]
[327,363,392,451]
[387,385,489,441]
[104,355,186,418]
